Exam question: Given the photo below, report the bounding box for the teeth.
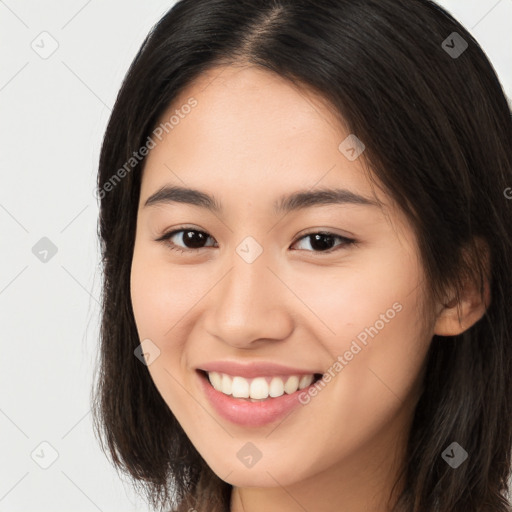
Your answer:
[299,374,314,389]
[250,377,269,399]
[232,376,250,398]
[208,371,222,391]
[206,371,316,400]
[269,376,284,397]
[221,373,232,395]
[284,375,299,394]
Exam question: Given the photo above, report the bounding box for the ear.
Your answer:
[433,237,491,336]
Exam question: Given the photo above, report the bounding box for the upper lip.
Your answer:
[197,360,322,379]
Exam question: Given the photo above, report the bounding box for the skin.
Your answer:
[130,64,489,512]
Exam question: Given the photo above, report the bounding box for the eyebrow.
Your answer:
[143,185,381,214]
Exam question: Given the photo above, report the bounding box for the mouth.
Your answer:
[196,369,324,427]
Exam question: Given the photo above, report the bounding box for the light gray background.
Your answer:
[1,1,511,511]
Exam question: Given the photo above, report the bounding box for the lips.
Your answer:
[197,360,323,379]
[197,370,318,426]
[195,360,325,427]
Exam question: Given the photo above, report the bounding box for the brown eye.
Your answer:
[291,232,356,253]
[156,228,217,253]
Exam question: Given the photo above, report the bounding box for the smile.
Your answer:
[206,371,321,401]
[197,370,323,427]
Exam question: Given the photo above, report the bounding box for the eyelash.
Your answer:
[155,226,357,255]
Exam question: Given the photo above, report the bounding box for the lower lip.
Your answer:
[197,370,318,427]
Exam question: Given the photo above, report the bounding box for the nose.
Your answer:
[202,247,294,349]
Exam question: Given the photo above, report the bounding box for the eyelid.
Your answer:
[291,230,357,254]
[154,225,215,252]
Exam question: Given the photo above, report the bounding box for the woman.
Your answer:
[92,0,512,510]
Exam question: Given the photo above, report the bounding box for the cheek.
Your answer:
[288,244,430,440]
[130,247,200,415]
[317,263,430,443]
[262,285,431,484]
[316,295,430,466]
[287,237,426,345]
[130,245,201,339]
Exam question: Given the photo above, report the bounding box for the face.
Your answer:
[130,64,436,494]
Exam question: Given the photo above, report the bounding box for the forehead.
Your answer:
[140,64,388,211]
